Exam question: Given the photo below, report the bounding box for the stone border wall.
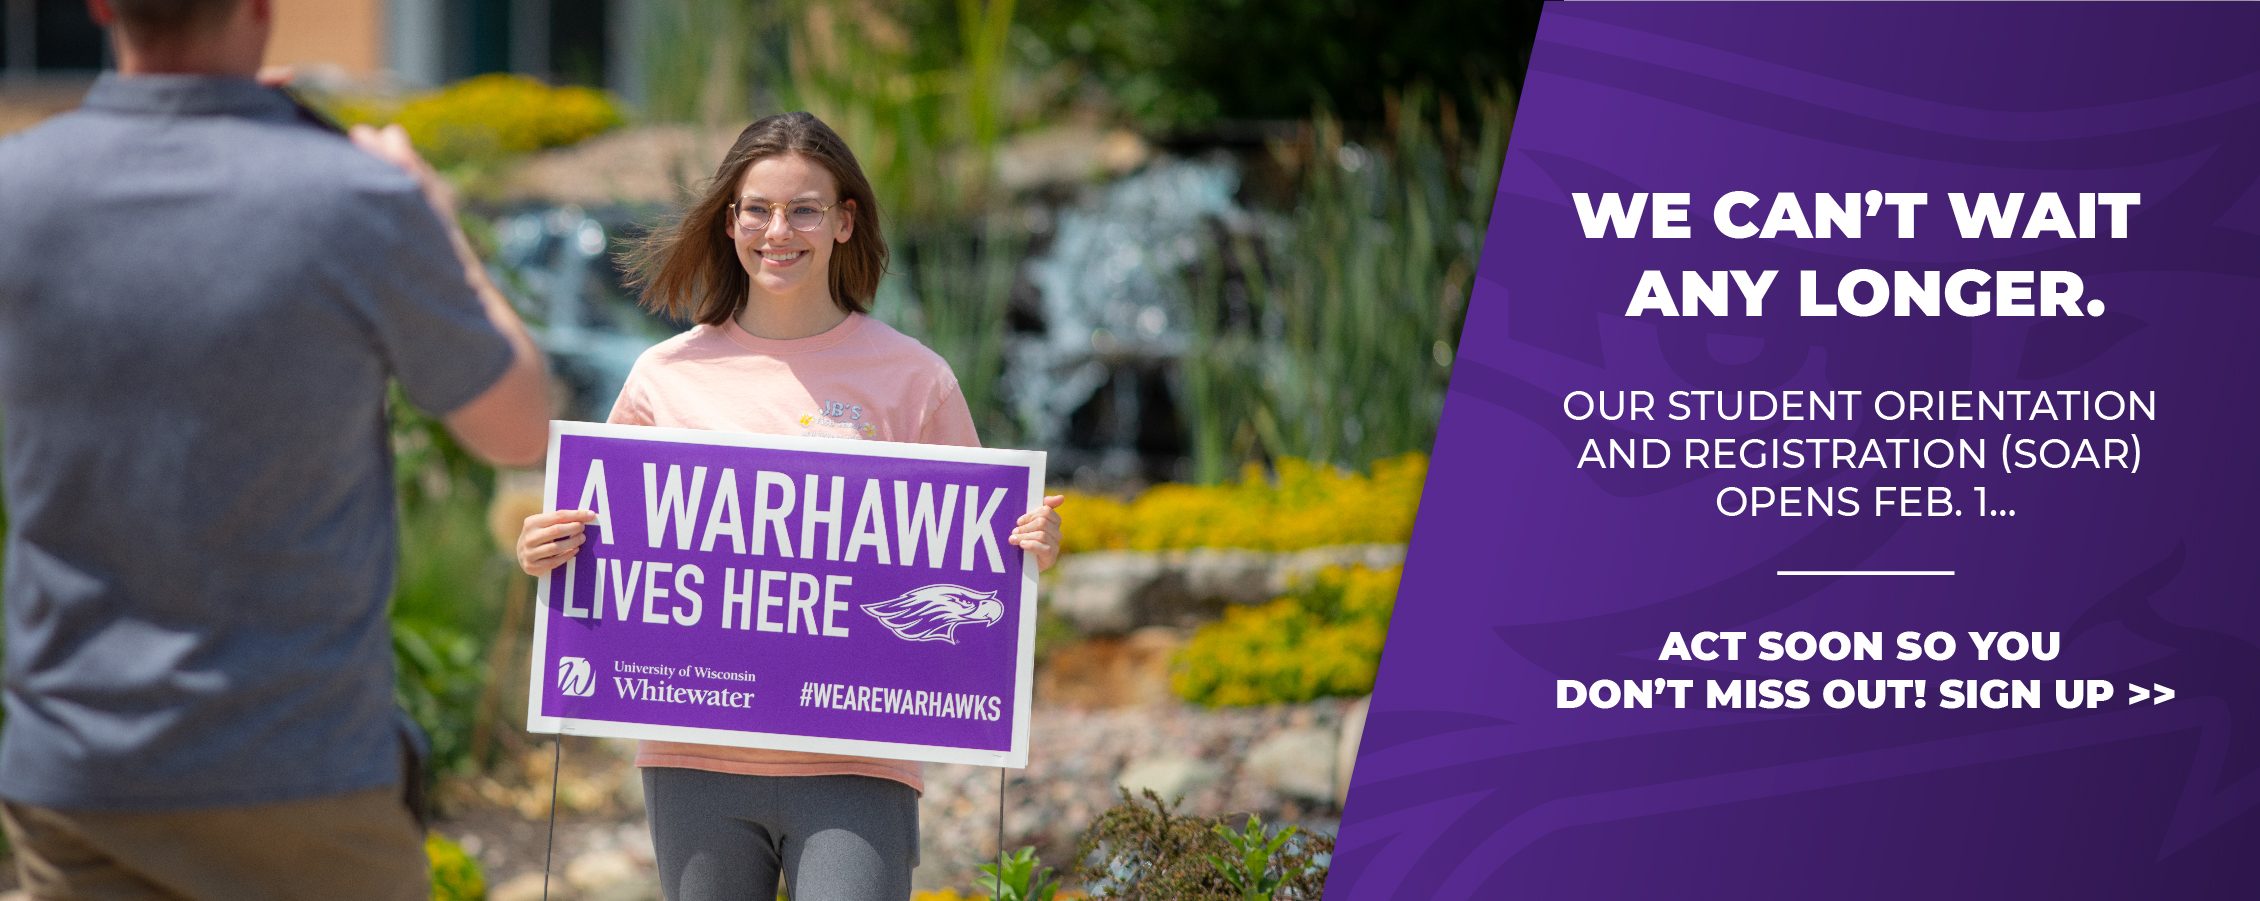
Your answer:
[1046,544,1406,633]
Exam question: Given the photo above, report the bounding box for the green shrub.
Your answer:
[1075,789,1330,901]
[393,603,489,779]
[1171,565,1397,707]
[427,831,487,901]
[1210,814,1313,901]
[975,846,1060,901]
[387,387,510,777]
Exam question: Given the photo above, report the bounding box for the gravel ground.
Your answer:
[917,700,1352,890]
[434,699,1355,899]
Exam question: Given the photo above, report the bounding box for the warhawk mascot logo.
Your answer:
[862,584,1005,644]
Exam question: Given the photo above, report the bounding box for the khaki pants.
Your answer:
[1,787,428,901]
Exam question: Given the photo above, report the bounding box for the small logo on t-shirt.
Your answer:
[803,401,880,439]
[557,657,595,696]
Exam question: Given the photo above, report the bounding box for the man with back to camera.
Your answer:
[0,0,551,897]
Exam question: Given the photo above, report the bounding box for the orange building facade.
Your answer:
[2,0,632,98]
[268,0,389,78]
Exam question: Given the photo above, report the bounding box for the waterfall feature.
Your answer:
[492,205,674,422]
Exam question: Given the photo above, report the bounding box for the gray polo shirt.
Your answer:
[0,75,513,810]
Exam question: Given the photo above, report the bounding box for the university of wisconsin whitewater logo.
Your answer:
[862,584,1004,644]
[557,657,595,696]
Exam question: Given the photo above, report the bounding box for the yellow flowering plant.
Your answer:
[327,74,624,172]
[426,832,486,901]
[1171,565,1399,707]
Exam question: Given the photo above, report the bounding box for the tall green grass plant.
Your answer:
[1187,86,1512,479]
[772,0,1048,441]
[900,221,1026,445]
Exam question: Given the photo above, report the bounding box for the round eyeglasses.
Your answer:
[732,199,839,233]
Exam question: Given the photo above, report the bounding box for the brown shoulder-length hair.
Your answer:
[625,112,888,325]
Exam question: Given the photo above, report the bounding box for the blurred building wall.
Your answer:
[3,0,107,73]
[269,0,385,78]
[383,0,636,96]
[2,0,637,106]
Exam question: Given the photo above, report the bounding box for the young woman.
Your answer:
[516,112,1063,901]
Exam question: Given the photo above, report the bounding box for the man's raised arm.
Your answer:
[351,123,549,468]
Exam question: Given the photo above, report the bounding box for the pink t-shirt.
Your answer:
[608,312,980,793]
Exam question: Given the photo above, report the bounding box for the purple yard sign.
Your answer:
[1335,4,2260,899]
[527,422,1045,768]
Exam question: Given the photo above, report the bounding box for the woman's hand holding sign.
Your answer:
[1012,495,1066,572]
[519,510,598,577]
[521,495,1062,577]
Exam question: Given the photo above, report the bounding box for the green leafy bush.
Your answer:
[387,388,511,777]
[1171,565,1397,707]
[1210,814,1312,901]
[1075,789,1330,901]
[392,603,488,779]
[1059,454,1425,554]
[975,846,1060,901]
[427,831,487,901]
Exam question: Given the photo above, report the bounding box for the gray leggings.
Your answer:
[642,768,919,901]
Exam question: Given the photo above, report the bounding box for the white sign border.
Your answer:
[525,420,1044,769]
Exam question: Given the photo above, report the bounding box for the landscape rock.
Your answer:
[1034,627,1182,707]
[1244,728,1338,803]
[1047,552,1166,632]
[1267,545,1406,592]
[490,872,558,901]
[1047,545,1406,633]
[1116,755,1221,802]
[996,126,1153,192]
[1178,548,1275,605]
[498,126,740,206]
[566,849,643,896]
[1336,695,1371,807]
[609,821,656,864]
[585,880,661,901]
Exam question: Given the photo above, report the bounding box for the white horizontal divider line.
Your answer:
[1777,570,1955,576]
